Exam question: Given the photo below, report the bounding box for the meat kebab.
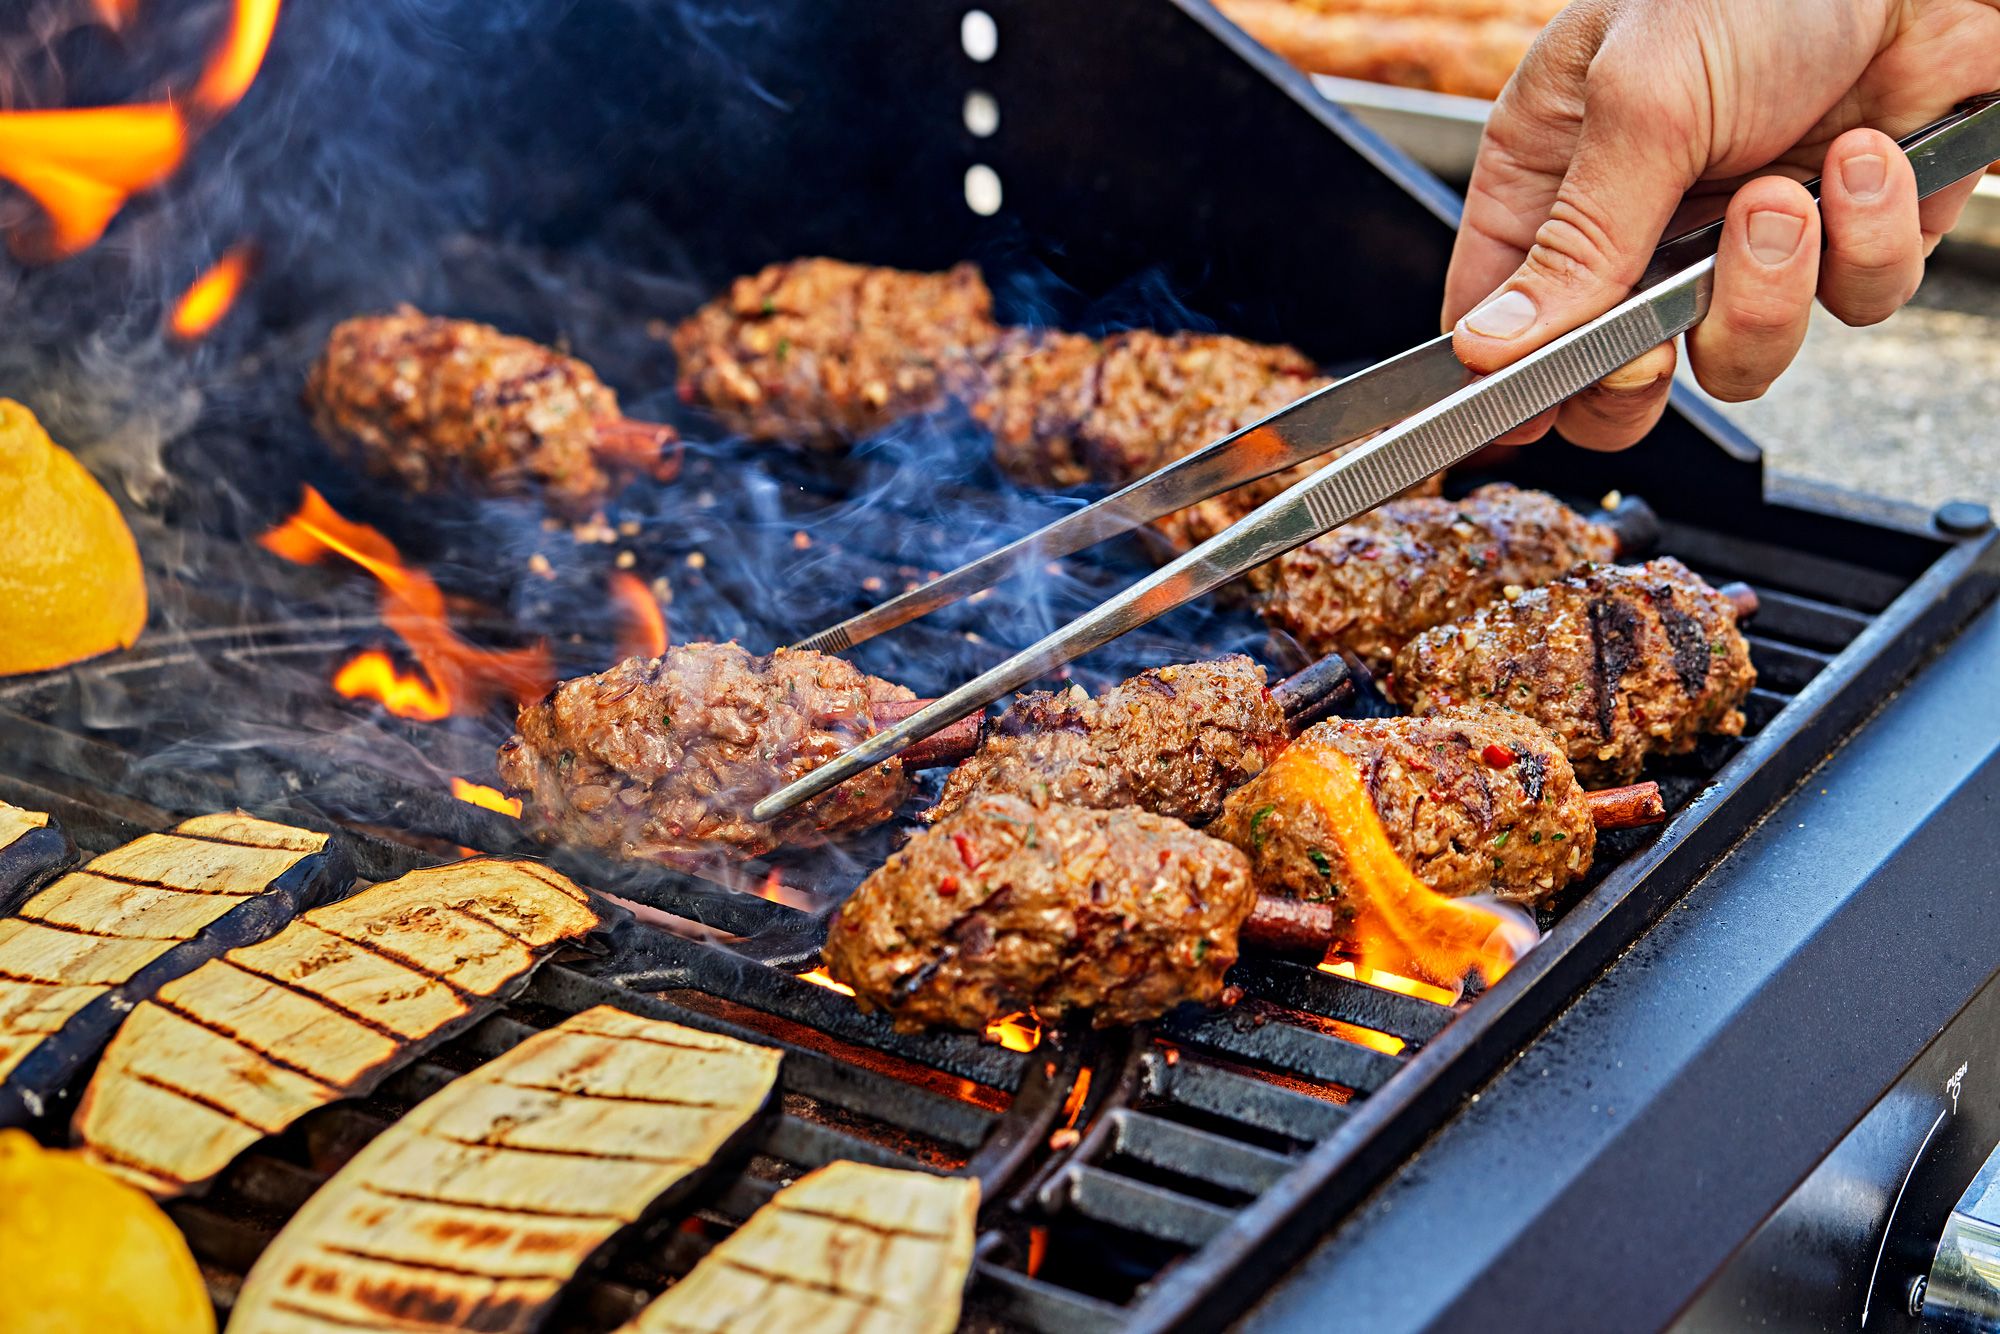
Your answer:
[1387,558,1758,784]
[672,258,1428,550]
[928,654,1292,828]
[307,308,680,517]
[497,641,981,866]
[671,257,1002,444]
[1257,482,1627,673]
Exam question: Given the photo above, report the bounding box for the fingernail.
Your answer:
[1461,289,1538,340]
[1747,210,1806,265]
[1600,360,1664,394]
[1841,153,1888,202]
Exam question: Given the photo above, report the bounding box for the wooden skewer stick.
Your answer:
[1239,896,1345,958]
[1719,581,1760,620]
[868,699,987,769]
[595,418,684,482]
[1585,781,1666,830]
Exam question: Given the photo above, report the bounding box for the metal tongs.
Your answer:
[753,93,2000,823]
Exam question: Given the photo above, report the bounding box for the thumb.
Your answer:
[1452,76,1702,375]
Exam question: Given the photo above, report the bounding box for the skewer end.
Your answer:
[1597,493,1661,558]
[1719,581,1760,621]
[1585,781,1667,831]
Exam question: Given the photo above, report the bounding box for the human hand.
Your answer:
[1443,0,2000,450]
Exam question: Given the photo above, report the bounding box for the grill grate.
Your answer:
[0,437,1916,1329]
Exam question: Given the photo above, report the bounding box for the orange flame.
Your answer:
[333,651,449,720]
[259,486,555,719]
[609,571,668,661]
[451,777,523,818]
[798,967,856,997]
[0,0,280,258]
[1263,743,1533,990]
[797,969,1043,1051]
[192,0,282,116]
[0,105,186,257]
[168,242,255,339]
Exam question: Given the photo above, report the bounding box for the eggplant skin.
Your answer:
[0,824,77,918]
[0,816,350,1130]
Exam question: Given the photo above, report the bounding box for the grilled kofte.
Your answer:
[671,257,1003,444]
[826,794,1255,1031]
[75,859,600,1199]
[0,814,344,1128]
[930,655,1288,828]
[230,1005,782,1333]
[0,801,75,916]
[499,642,922,865]
[1388,558,1756,785]
[672,259,1425,550]
[308,309,679,517]
[1212,708,1597,909]
[1258,483,1622,672]
[623,1161,979,1334]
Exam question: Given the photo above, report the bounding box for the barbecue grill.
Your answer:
[5,1,2000,1330]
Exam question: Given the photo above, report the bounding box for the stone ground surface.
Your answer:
[1689,256,1999,512]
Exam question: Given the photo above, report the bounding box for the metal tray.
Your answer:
[1313,73,2000,253]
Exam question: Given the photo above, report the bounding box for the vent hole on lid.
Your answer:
[964,164,1003,216]
[963,90,999,138]
[961,10,998,62]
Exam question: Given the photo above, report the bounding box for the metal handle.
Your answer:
[1923,1139,2000,1330]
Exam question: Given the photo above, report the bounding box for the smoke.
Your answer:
[0,0,1308,939]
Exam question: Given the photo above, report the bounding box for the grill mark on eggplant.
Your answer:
[1587,597,1642,740]
[316,1242,555,1284]
[45,868,260,896]
[169,831,325,853]
[312,927,485,1003]
[1650,586,1714,696]
[488,1075,739,1110]
[556,1025,761,1057]
[217,957,420,1044]
[149,997,337,1085]
[269,1299,427,1331]
[709,1255,895,1306]
[418,1126,702,1165]
[10,914,182,942]
[359,1182,624,1222]
[776,1203,960,1239]
[121,1066,280,1132]
[504,861,592,905]
[434,900,536,948]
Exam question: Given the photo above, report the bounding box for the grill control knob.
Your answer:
[1923,1144,2000,1329]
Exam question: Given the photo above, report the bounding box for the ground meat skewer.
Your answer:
[307,309,680,518]
[1386,558,1758,785]
[825,794,1259,1030]
[1257,483,1653,674]
[1212,706,1648,911]
[672,259,1439,549]
[927,655,1293,828]
[826,790,1560,1033]
[497,642,981,867]
[671,258,1004,445]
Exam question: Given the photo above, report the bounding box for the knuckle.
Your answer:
[1525,204,1620,291]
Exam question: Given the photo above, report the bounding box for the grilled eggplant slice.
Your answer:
[75,857,602,1198]
[0,801,76,916]
[0,813,345,1128]
[624,1160,978,1334]
[230,1004,782,1334]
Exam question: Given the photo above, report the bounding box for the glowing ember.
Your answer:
[1264,744,1535,989]
[168,242,255,340]
[191,0,283,117]
[986,1012,1041,1053]
[451,777,522,818]
[0,106,185,258]
[1319,960,1462,1008]
[1025,1226,1049,1279]
[797,969,1042,1050]
[259,487,555,719]
[609,571,668,660]
[1059,1067,1093,1128]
